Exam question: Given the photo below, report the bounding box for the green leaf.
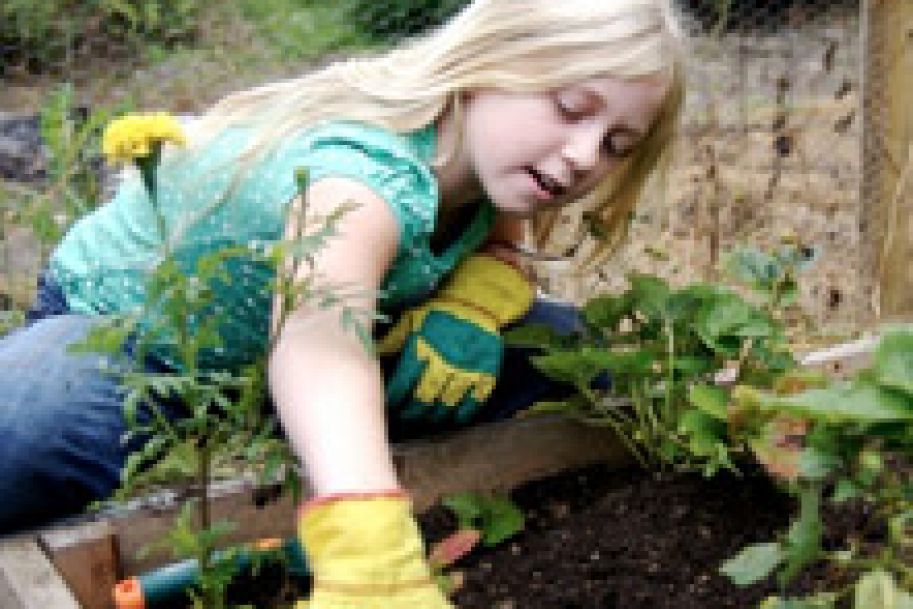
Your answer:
[679,409,727,457]
[441,493,484,529]
[854,570,900,609]
[479,495,525,546]
[719,542,784,586]
[582,294,630,329]
[761,595,837,609]
[529,347,616,387]
[627,273,671,320]
[764,383,913,423]
[440,492,525,547]
[797,448,841,481]
[688,384,729,420]
[503,323,567,349]
[874,330,913,396]
[831,478,862,503]
[781,486,823,584]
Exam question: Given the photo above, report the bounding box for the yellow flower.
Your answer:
[102,112,187,164]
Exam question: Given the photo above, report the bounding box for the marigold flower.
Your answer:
[102,112,187,164]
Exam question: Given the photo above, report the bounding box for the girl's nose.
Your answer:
[560,124,604,174]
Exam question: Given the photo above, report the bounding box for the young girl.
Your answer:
[0,0,684,605]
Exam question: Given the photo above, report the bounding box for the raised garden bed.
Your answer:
[0,339,880,608]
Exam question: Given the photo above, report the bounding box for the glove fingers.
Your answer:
[385,338,428,407]
[454,393,482,425]
[439,374,473,408]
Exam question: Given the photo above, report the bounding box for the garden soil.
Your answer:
[224,461,866,608]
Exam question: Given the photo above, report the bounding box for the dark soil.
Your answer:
[422,463,866,609]
[196,462,869,608]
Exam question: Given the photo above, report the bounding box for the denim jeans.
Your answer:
[0,273,586,533]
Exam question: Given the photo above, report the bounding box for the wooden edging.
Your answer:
[8,413,630,609]
[1,332,891,609]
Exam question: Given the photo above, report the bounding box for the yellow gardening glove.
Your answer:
[295,492,454,608]
[378,255,534,423]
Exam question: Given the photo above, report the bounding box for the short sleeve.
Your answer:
[247,121,440,266]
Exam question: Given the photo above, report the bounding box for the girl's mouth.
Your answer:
[526,167,566,200]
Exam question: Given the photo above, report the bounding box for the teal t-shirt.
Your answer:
[49,120,496,369]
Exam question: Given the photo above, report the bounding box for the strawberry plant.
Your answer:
[718,327,913,609]
[506,272,794,472]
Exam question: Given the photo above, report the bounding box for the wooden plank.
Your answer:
[48,415,629,576]
[0,536,81,609]
[861,0,913,319]
[39,521,119,609]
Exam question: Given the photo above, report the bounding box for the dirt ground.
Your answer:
[209,461,864,609]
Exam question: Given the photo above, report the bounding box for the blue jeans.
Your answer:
[0,274,585,533]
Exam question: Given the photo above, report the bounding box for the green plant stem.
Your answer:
[581,386,648,467]
[137,146,168,247]
[665,318,675,428]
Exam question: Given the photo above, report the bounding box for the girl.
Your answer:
[0,0,684,606]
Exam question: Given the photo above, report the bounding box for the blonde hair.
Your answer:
[176,0,685,263]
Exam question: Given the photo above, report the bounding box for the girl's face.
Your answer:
[461,75,670,216]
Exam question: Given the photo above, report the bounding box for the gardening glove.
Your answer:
[378,254,534,424]
[295,491,454,609]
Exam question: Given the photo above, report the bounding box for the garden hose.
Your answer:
[112,536,309,609]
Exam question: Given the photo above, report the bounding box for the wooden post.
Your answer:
[861,0,913,320]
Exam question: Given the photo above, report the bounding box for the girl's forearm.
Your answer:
[268,314,400,496]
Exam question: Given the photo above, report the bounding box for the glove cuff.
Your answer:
[298,489,408,519]
[440,254,534,326]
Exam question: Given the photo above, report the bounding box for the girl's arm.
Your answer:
[269,177,401,494]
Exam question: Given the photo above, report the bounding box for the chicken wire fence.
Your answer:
[1,0,909,335]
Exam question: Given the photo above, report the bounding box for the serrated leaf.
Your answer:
[720,542,784,586]
[480,495,525,546]
[679,409,727,457]
[503,323,567,349]
[874,330,913,396]
[764,383,913,423]
[689,384,729,420]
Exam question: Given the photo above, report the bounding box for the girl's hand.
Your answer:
[377,254,534,423]
[295,492,456,608]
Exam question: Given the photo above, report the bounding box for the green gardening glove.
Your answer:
[295,491,454,609]
[377,254,534,424]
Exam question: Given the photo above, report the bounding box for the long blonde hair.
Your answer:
[178,0,685,261]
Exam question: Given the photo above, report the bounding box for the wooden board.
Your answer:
[39,521,119,609]
[39,414,629,581]
[861,0,913,318]
[0,536,81,609]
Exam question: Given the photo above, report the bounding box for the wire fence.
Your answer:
[1,0,905,338]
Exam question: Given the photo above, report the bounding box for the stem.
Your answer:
[136,146,167,251]
[665,318,675,428]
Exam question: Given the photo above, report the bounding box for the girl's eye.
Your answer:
[554,96,584,120]
[602,134,634,159]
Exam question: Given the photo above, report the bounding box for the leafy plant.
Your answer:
[506,272,795,472]
[73,118,371,607]
[724,239,818,339]
[8,85,126,265]
[0,0,201,74]
[718,327,913,608]
[441,491,526,547]
[348,0,468,41]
